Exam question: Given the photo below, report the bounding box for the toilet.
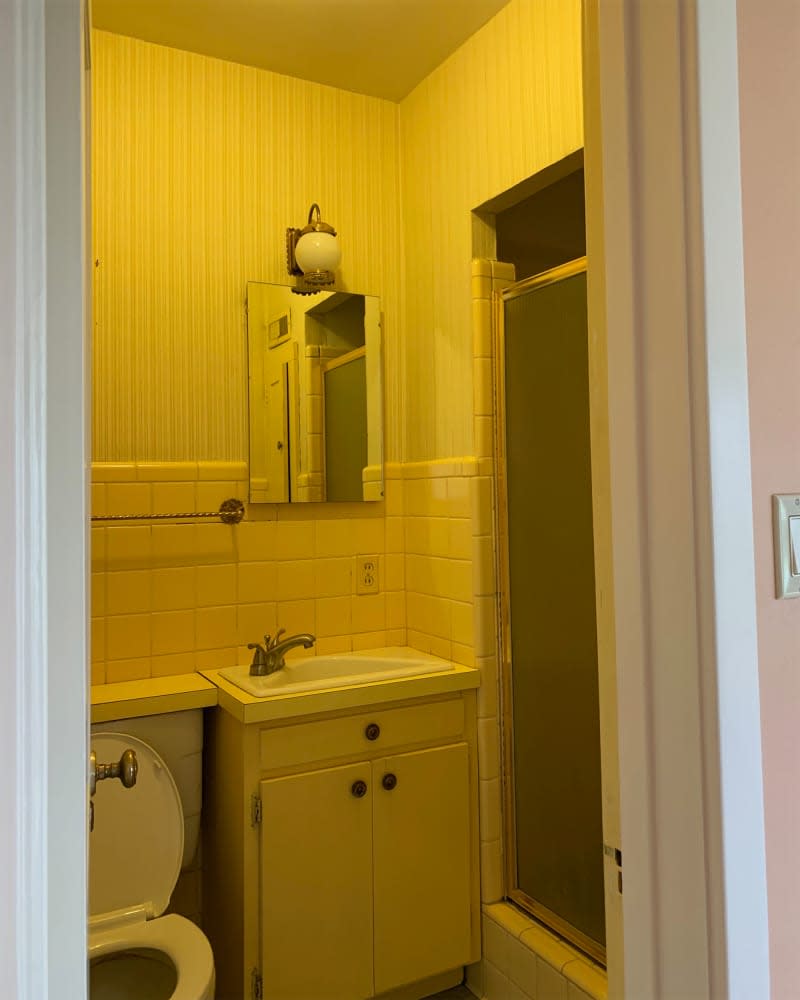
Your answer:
[89,711,215,1000]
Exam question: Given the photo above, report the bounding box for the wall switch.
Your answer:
[356,555,380,595]
[773,494,800,598]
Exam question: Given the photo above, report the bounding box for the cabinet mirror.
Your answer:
[246,282,383,503]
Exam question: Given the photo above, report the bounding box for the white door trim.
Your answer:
[4,0,88,996]
[584,0,769,996]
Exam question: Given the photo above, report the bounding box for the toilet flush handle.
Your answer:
[88,747,138,798]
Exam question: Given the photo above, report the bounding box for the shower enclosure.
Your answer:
[495,257,605,961]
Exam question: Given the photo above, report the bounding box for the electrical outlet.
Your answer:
[356,555,380,595]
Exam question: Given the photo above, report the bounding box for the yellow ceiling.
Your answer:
[91,0,513,102]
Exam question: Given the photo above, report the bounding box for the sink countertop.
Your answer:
[200,653,480,725]
[91,673,218,723]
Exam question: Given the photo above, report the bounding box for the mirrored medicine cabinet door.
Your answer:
[246,282,384,504]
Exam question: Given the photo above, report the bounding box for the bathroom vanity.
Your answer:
[201,651,481,1000]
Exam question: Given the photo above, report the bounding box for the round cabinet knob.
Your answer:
[351,780,368,798]
[382,773,397,791]
[118,748,138,788]
[364,723,381,741]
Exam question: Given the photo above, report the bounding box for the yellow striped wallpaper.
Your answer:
[92,30,401,462]
[399,0,583,460]
[92,0,582,468]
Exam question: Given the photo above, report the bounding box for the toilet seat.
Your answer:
[89,913,214,1000]
[90,733,215,1000]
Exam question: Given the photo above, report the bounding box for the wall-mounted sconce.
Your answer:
[286,204,341,292]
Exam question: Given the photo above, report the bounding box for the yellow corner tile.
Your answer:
[152,567,196,611]
[196,563,237,608]
[470,476,494,536]
[151,610,195,656]
[473,535,496,599]
[386,592,406,629]
[406,630,432,654]
[448,518,473,560]
[313,558,353,598]
[451,642,475,668]
[151,652,196,678]
[106,613,151,660]
[237,561,278,604]
[475,595,498,659]
[316,596,352,638]
[428,634,452,660]
[472,298,493,359]
[451,600,474,647]
[449,560,473,604]
[195,605,237,650]
[105,657,151,684]
[384,554,405,592]
[195,523,236,565]
[385,516,405,554]
[106,570,151,615]
[477,655,499,719]
[473,357,493,418]
[91,662,106,685]
[385,628,407,647]
[475,415,494,460]
[106,482,153,517]
[236,602,278,646]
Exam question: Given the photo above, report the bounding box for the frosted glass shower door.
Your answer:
[498,259,605,959]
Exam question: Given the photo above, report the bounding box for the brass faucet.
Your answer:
[248,629,316,676]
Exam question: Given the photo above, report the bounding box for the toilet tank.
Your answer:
[91,709,203,868]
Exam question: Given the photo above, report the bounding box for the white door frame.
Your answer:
[2,0,88,997]
[3,0,770,997]
[584,0,769,996]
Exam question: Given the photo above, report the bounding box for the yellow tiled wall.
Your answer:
[91,463,405,684]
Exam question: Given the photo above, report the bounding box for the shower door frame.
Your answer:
[493,257,606,965]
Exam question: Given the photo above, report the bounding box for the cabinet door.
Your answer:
[260,762,373,999]
[372,743,472,994]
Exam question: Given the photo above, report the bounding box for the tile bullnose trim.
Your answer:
[482,901,607,1000]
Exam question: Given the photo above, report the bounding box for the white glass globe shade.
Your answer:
[294,231,341,275]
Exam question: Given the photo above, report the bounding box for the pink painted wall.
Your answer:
[737,3,800,995]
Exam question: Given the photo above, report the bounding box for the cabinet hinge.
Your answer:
[251,795,262,826]
[251,967,263,1000]
[604,843,623,894]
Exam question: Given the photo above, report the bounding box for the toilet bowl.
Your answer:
[89,732,215,1000]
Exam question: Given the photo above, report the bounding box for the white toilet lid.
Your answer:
[89,733,184,919]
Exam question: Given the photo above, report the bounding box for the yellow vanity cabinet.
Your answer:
[204,687,480,1000]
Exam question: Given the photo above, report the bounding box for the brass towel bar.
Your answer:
[90,498,245,525]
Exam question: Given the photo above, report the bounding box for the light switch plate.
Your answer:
[772,494,800,598]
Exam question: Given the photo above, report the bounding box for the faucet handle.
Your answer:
[268,628,286,650]
[248,642,268,671]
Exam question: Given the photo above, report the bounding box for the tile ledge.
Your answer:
[91,673,218,723]
[482,901,607,999]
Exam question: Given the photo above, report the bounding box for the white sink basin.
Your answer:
[217,646,453,697]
